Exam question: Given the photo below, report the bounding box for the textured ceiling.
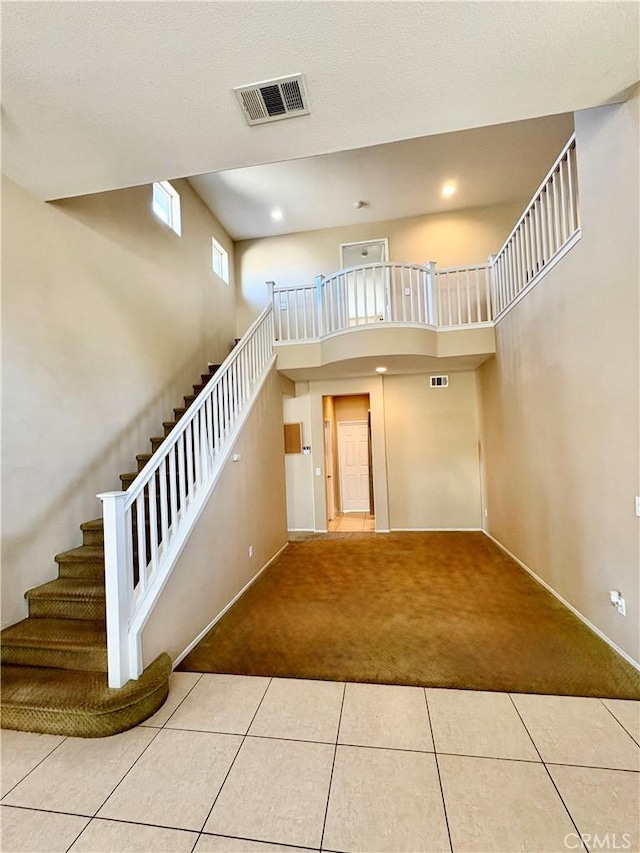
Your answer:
[189,114,575,240]
[2,2,638,201]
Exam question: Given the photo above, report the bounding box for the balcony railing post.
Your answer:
[98,490,133,688]
[315,275,325,337]
[266,281,277,341]
[487,254,497,321]
[424,261,437,325]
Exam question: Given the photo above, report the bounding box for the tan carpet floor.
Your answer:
[178,532,640,698]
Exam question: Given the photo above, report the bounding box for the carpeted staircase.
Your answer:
[0,363,221,737]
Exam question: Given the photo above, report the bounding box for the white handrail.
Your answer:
[99,305,275,687]
[491,134,580,317]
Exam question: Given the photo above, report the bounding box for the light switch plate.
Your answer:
[635,496,640,517]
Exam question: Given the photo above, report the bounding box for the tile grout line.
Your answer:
[319,681,347,852]
[3,804,319,852]
[507,694,589,853]
[0,733,69,800]
[597,698,640,748]
[64,670,206,847]
[195,675,274,843]
[151,671,205,730]
[89,725,164,819]
[199,829,320,851]
[423,688,454,853]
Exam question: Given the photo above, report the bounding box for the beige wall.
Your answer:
[334,395,370,424]
[285,372,482,531]
[2,175,236,627]
[236,200,525,334]
[479,92,640,662]
[385,372,482,529]
[283,386,315,530]
[143,369,290,665]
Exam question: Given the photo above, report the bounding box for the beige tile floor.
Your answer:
[2,673,639,853]
[327,512,375,533]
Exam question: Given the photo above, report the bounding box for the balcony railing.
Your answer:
[270,261,493,342]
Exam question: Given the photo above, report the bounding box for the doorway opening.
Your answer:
[339,239,389,326]
[322,394,375,532]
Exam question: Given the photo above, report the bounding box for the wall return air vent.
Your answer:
[234,74,310,126]
[430,375,449,388]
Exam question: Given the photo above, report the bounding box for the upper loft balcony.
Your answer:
[270,261,496,381]
[270,135,580,382]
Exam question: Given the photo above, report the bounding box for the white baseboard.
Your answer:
[173,542,289,668]
[287,528,315,533]
[392,527,484,532]
[483,531,640,673]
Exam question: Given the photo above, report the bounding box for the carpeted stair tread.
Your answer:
[1,617,107,672]
[136,453,153,471]
[80,519,104,547]
[2,617,106,650]
[0,654,172,737]
[27,578,104,600]
[80,519,103,534]
[26,578,105,621]
[55,545,104,563]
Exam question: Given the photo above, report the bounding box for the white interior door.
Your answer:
[340,239,389,324]
[324,419,335,521]
[338,421,370,512]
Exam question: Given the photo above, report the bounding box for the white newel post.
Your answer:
[315,275,325,337]
[98,490,133,688]
[424,261,437,325]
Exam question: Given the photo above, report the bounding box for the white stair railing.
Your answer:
[491,134,580,318]
[99,305,275,687]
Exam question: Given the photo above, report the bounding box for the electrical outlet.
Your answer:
[484,509,488,518]
[248,545,253,558]
[609,590,626,616]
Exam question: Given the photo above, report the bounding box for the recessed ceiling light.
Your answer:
[271,208,284,221]
[375,366,387,374]
[442,181,457,198]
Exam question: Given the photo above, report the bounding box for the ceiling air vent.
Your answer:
[234,74,310,126]
[430,375,449,388]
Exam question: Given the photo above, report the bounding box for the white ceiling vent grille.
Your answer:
[234,75,310,126]
[430,375,449,388]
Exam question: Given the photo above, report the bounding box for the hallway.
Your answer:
[327,512,375,533]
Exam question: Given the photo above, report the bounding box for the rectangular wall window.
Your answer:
[212,237,229,283]
[152,181,181,236]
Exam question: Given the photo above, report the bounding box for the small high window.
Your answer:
[152,181,181,235]
[212,237,229,283]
